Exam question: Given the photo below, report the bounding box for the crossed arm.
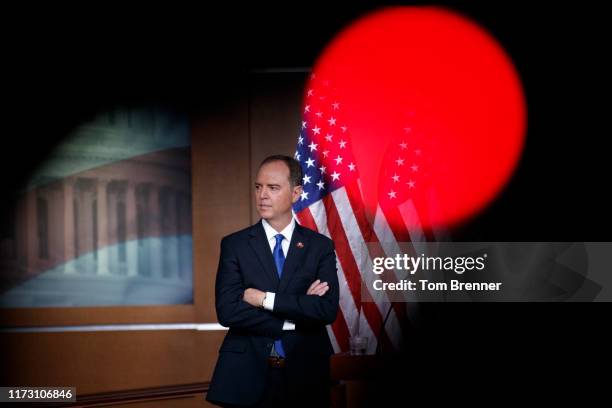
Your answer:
[243,279,330,307]
[215,237,339,336]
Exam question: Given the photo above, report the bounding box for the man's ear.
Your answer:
[291,185,303,204]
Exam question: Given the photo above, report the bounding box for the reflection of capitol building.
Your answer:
[0,108,193,307]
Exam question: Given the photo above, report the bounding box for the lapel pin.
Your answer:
[297,242,304,248]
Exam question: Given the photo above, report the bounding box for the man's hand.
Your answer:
[307,279,329,296]
[243,288,266,308]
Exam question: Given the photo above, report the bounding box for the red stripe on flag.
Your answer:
[323,194,393,351]
[322,195,363,305]
[380,204,412,243]
[332,307,351,352]
[344,180,409,345]
[344,180,377,242]
[295,208,318,232]
[344,181,408,350]
[296,207,352,352]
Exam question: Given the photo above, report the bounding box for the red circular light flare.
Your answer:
[308,7,526,233]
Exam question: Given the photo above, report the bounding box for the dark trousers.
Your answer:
[254,366,287,407]
[216,366,328,408]
[214,366,287,408]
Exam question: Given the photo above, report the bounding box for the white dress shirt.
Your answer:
[260,218,296,330]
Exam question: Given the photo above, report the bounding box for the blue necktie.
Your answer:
[272,234,286,357]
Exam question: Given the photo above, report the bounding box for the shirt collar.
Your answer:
[261,217,295,243]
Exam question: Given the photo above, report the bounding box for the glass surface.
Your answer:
[0,107,193,307]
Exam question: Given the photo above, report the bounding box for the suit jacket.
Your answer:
[206,220,339,406]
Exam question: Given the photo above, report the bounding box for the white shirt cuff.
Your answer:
[263,292,275,311]
[263,292,294,330]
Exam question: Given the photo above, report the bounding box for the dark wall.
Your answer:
[4,2,609,240]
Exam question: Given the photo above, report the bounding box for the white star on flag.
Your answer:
[331,171,340,181]
[303,174,312,185]
[348,163,356,171]
[300,191,309,201]
[312,126,321,135]
[392,174,400,182]
[388,190,397,199]
[335,155,343,165]
[305,158,315,168]
[316,180,325,190]
[308,142,318,152]
[328,117,336,126]
[396,158,404,166]
[339,140,347,149]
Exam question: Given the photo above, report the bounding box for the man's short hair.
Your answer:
[259,155,303,187]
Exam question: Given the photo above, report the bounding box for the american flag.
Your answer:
[292,74,430,354]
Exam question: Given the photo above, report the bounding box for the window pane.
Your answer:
[0,107,193,307]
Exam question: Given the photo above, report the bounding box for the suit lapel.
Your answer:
[278,223,310,293]
[248,221,280,286]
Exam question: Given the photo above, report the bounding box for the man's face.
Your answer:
[254,161,301,224]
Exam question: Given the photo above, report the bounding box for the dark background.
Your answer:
[3,1,609,241]
[3,1,609,397]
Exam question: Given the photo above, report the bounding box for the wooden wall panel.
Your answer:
[112,396,216,408]
[192,78,251,322]
[0,330,226,395]
[112,396,210,408]
[249,72,307,223]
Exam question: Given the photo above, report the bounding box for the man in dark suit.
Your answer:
[207,155,339,407]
